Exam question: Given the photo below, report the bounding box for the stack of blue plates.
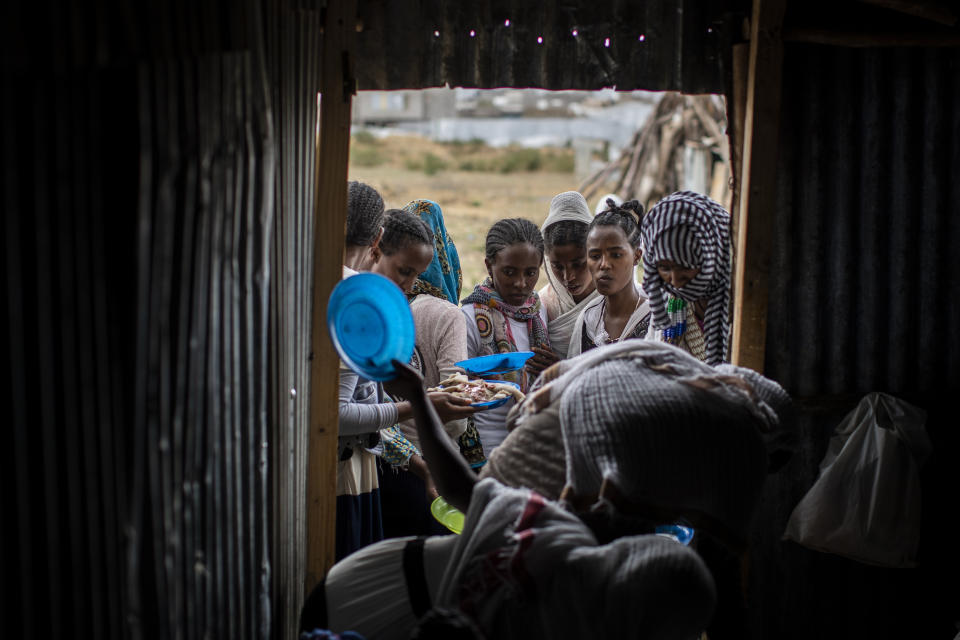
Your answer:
[327,272,414,381]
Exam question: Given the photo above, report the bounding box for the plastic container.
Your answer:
[327,272,414,381]
[430,496,465,534]
[455,351,535,376]
[655,524,695,545]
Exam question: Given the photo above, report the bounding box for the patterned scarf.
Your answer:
[402,199,463,304]
[641,191,731,365]
[462,278,550,391]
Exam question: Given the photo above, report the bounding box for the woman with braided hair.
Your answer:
[567,198,652,356]
[337,206,476,558]
[344,181,387,274]
[373,205,473,537]
[461,218,550,458]
[639,191,732,365]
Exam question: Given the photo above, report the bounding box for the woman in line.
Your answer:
[460,218,550,459]
[536,191,599,360]
[337,200,475,559]
[640,190,732,365]
[344,181,386,274]
[567,199,651,357]
[302,344,791,640]
[374,201,470,537]
[335,180,389,560]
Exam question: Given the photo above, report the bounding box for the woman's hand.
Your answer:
[525,345,560,375]
[427,391,477,423]
[408,454,440,502]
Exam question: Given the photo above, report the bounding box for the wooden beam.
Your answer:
[726,41,751,337]
[728,42,751,231]
[853,0,958,26]
[306,0,357,591]
[783,28,960,47]
[731,0,786,372]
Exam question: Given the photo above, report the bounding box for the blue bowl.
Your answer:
[455,351,535,376]
[655,524,695,546]
[467,380,521,409]
[327,272,414,381]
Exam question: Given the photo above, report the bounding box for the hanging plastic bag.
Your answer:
[783,392,930,567]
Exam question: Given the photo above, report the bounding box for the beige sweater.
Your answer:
[401,294,469,448]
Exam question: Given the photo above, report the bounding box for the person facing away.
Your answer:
[640,190,732,365]
[460,218,550,458]
[537,190,600,359]
[567,198,652,357]
[302,346,791,640]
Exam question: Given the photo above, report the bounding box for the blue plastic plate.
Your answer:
[465,380,521,409]
[655,524,695,546]
[455,351,535,376]
[327,272,414,381]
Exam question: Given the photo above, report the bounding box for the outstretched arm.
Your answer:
[385,360,477,513]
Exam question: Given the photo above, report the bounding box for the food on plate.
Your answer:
[430,374,525,405]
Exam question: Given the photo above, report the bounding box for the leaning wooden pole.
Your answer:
[306,0,357,591]
[731,0,786,371]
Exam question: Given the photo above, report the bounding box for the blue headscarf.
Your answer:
[401,199,463,304]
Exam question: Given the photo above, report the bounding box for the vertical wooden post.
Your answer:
[306,0,357,590]
[731,0,786,371]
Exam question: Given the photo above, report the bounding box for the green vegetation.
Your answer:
[423,153,448,175]
[350,146,386,167]
[352,133,574,176]
[353,130,378,145]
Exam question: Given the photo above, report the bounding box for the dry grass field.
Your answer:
[348,133,592,293]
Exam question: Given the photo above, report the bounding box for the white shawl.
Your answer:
[539,191,599,358]
[566,287,651,357]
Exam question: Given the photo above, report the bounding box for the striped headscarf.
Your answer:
[402,199,463,304]
[641,191,731,365]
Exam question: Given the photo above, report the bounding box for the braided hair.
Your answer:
[346,181,385,247]
[588,198,644,249]
[485,218,544,262]
[379,209,434,256]
[543,220,590,252]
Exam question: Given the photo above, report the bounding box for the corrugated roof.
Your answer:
[355,0,740,93]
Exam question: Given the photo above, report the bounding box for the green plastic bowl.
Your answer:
[430,496,465,534]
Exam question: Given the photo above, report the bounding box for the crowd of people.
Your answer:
[310,181,792,640]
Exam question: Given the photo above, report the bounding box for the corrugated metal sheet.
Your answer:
[265,3,325,638]
[753,44,960,640]
[3,0,319,637]
[355,0,739,93]
[766,45,960,397]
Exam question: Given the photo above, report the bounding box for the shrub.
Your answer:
[499,148,542,173]
[423,152,448,175]
[351,146,385,167]
[353,130,377,145]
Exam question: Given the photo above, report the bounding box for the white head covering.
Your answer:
[595,192,622,215]
[539,191,599,358]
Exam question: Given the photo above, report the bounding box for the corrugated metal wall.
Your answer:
[752,44,960,639]
[264,3,324,638]
[354,0,738,93]
[2,0,325,637]
[766,45,960,397]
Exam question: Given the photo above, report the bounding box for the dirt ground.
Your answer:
[348,134,588,293]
